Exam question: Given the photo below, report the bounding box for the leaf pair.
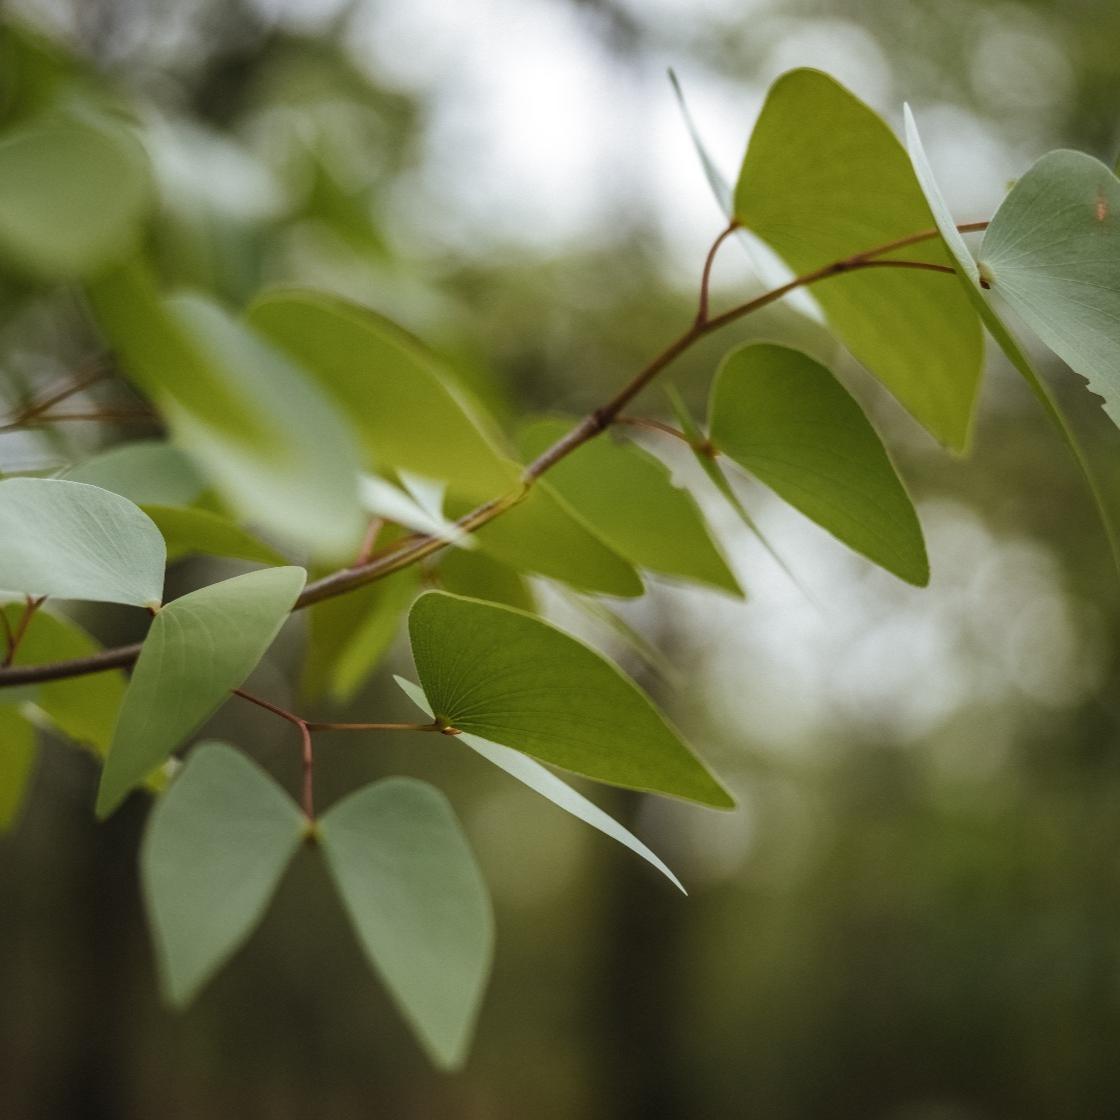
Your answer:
[142,743,492,1071]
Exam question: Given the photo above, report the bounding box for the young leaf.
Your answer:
[359,474,476,548]
[709,343,928,585]
[142,505,287,566]
[140,742,305,1007]
[87,266,367,560]
[0,478,165,607]
[408,591,733,808]
[978,151,1120,427]
[318,777,493,1070]
[0,705,37,831]
[97,566,306,817]
[733,69,983,450]
[247,289,512,501]
[396,676,684,892]
[518,418,741,597]
[0,116,151,278]
[63,441,204,507]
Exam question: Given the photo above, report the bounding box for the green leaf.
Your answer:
[318,777,493,1070]
[905,109,1120,574]
[733,69,983,450]
[435,548,535,613]
[97,566,306,817]
[0,478,165,607]
[0,705,37,832]
[140,742,305,1007]
[709,343,928,585]
[464,472,643,599]
[396,676,684,891]
[0,116,151,278]
[518,418,741,596]
[142,505,287,566]
[978,150,1120,426]
[86,266,366,560]
[408,591,733,808]
[247,289,512,500]
[63,441,204,507]
[3,605,125,755]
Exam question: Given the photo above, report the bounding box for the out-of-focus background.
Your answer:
[3,0,1120,1116]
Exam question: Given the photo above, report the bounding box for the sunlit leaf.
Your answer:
[318,777,493,1070]
[247,289,512,500]
[97,566,306,817]
[0,705,36,831]
[408,591,733,808]
[141,742,305,1006]
[359,474,475,548]
[733,69,983,450]
[519,418,741,596]
[63,441,204,507]
[396,676,684,891]
[709,343,927,585]
[143,505,287,566]
[0,116,151,277]
[0,478,165,607]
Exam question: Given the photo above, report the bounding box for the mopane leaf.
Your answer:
[247,289,512,500]
[63,441,204,507]
[978,150,1120,426]
[435,548,535,613]
[0,117,151,277]
[408,591,733,808]
[519,418,741,596]
[141,742,304,1007]
[87,266,366,560]
[142,505,287,566]
[0,705,36,831]
[709,344,928,585]
[733,69,983,450]
[318,777,493,1070]
[396,676,684,891]
[97,566,306,817]
[3,604,125,754]
[0,478,165,607]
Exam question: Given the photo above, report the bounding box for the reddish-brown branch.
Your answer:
[696,219,740,326]
[2,596,45,669]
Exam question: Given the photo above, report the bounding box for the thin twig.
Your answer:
[613,415,693,445]
[1,596,45,669]
[696,219,740,326]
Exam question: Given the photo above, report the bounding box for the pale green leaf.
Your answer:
[396,676,684,891]
[318,777,493,1070]
[359,474,475,548]
[0,705,37,831]
[979,150,1120,426]
[142,504,287,566]
[0,478,165,607]
[519,418,741,596]
[409,591,733,808]
[97,566,306,817]
[733,69,983,450]
[709,343,928,585]
[140,742,305,1007]
[247,289,512,500]
[0,117,151,277]
[63,441,204,507]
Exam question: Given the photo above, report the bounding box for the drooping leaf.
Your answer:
[978,150,1120,426]
[905,109,1120,573]
[3,604,125,754]
[142,504,287,566]
[63,441,204,506]
[97,566,306,817]
[519,418,741,596]
[435,548,535,613]
[318,777,493,1070]
[87,265,366,560]
[247,289,512,500]
[0,478,165,607]
[0,705,37,831]
[464,472,643,599]
[0,116,152,278]
[733,69,983,450]
[408,591,733,808]
[709,343,928,585]
[396,676,684,891]
[140,742,305,1007]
